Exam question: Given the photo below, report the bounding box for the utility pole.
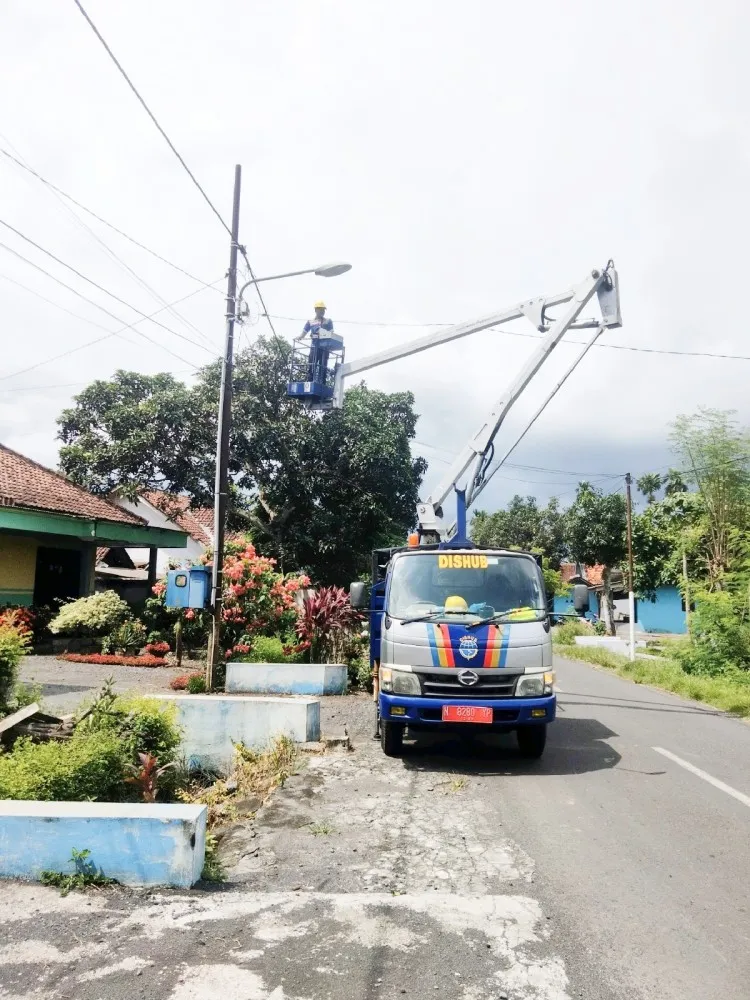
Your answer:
[207,164,242,689]
[625,472,636,662]
[682,544,691,637]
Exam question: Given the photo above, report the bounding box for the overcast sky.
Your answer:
[2,0,749,519]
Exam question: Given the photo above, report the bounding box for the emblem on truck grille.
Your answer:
[458,634,479,660]
[458,669,479,686]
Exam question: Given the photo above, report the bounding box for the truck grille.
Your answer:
[420,672,517,699]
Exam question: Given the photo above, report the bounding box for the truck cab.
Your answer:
[353,545,555,758]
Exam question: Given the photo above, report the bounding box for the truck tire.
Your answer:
[517,725,547,759]
[381,720,404,757]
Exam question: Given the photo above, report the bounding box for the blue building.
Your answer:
[635,585,689,634]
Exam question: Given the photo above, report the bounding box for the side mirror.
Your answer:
[573,584,590,613]
[349,581,369,609]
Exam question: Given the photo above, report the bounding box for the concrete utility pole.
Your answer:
[207,164,242,689]
[625,472,636,661]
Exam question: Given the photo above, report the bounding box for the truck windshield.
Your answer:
[387,552,546,621]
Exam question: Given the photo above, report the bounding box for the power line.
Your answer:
[0,267,221,380]
[270,313,750,364]
[71,1,279,345]
[0,146,222,294]
[0,219,214,357]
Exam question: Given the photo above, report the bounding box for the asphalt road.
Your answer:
[1,657,748,1000]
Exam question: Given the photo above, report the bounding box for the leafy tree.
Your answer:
[663,468,688,495]
[564,482,627,633]
[470,495,567,566]
[670,408,750,589]
[631,491,704,598]
[57,337,426,586]
[636,472,663,504]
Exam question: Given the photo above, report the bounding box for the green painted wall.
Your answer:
[0,536,37,606]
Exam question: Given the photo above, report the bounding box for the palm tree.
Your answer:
[636,472,663,504]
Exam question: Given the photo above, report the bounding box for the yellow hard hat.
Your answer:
[314,300,326,310]
[444,595,468,612]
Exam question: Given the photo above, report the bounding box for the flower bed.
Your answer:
[57,653,168,668]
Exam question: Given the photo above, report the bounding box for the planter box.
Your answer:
[155,694,320,773]
[0,801,206,888]
[226,662,348,696]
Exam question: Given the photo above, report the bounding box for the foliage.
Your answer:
[49,591,131,637]
[57,341,427,586]
[636,473,663,504]
[58,652,167,667]
[124,752,177,802]
[348,656,373,691]
[670,408,750,589]
[564,482,627,634]
[673,590,750,675]
[11,680,43,710]
[553,643,750,718]
[142,595,210,650]
[201,833,226,883]
[102,619,147,655]
[145,641,170,656]
[553,617,592,645]
[471,495,567,566]
[40,848,116,896]
[631,491,704,598]
[90,694,181,766]
[170,672,205,691]
[232,635,304,664]
[186,674,208,694]
[592,619,607,636]
[541,557,569,599]
[296,586,361,662]
[0,732,126,801]
[0,617,31,710]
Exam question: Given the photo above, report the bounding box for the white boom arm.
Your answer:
[331,264,621,538]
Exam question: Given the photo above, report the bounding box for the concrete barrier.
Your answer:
[226,662,348,696]
[574,636,646,653]
[156,694,321,773]
[0,801,206,888]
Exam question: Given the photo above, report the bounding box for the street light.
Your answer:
[236,261,352,318]
[207,168,351,688]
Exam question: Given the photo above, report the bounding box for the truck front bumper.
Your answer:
[379,692,556,728]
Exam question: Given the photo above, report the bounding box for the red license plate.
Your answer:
[442,705,493,724]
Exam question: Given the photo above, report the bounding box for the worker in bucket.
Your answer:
[298,301,334,384]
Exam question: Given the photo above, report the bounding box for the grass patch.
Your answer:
[554,644,750,717]
[200,833,226,883]
[40,848,117,896]
[308,821,335,836]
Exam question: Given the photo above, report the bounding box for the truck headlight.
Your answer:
[516,674,544,697]
[392,670,421,696]
[516,672,555,697]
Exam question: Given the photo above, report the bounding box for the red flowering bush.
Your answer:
[219,542,310,649]
[145,641,170,656]
[170,671,204,691]
[0,607,34,638]
[58,653,167,668]
[296,586,361,663]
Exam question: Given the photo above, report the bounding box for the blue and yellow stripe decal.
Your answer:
[426,622,511,668]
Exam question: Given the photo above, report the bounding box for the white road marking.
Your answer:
[653,747,750,809]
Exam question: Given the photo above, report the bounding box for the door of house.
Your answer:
[33,547,82,606]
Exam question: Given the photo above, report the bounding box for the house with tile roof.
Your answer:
[0,445,188,608]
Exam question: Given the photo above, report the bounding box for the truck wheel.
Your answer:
[517,725,547,759]
[381,720,404,757]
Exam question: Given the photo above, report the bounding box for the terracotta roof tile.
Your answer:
[560,562,605,586]
[142,491,213,545]
[0,445,144,525]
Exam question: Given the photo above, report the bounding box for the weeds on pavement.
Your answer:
[40,848,117,896]
[308,821,335,836]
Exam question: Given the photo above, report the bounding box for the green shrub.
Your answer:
[186,674,207,694]
[674,590,750,676]
[0,621,31,710]
[348,657,373,691]
[0,732,125,801]
[77,687,181,766]
[554,617,592,645]
[102,619,147,655]
[50,591,131,637]
[235,635,303,664]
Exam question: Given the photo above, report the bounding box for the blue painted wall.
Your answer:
[553,590,599,621]
[636,585,687,634]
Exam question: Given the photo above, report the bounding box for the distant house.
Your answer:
[0,445,187,608]
[634,586,689,634]
[96,492,213,604]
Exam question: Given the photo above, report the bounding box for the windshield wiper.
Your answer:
[400,611,444,625]
[466,608,546,629]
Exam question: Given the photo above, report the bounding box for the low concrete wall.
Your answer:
[0,801,206,888]
[156,694,321,773]
[226,662,348,696]
[574,636,646,653]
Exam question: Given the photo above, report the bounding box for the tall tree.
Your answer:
[670,408,750,589]
[564,482,627,633]
[470,495,567,566]
[57,337,427,585]
[636,472,663,504]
